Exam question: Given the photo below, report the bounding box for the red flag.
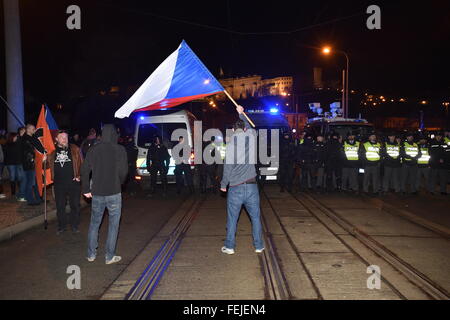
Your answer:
[35,105,56,196]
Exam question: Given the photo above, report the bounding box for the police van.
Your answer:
[245,109,291,182]
[306,117,374,140]
[134,109,196,188]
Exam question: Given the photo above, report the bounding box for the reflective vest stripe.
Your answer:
[404,142,419,160]
[344,141,360,160]
[364,142,381,161]
[385,144,400,159]
[418,147,430,164]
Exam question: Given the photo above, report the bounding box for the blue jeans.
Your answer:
[87,193,122,261]
[23,169,41,204]
[225,183,264,250]
[7,165,23,182]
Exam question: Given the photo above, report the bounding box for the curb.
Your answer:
[0,203,89,243]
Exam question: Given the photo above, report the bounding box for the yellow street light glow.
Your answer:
[399,98,406,102]
[322,46,331,54]
[421,100,427,105]
[209,101,214,105]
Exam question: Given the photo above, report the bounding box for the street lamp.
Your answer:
[322,46,350,118]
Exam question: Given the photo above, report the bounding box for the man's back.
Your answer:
[81,125,128,196]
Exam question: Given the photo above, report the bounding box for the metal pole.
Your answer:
[344,52,349,118]
[3,0,25,132]
[43,158,48,230]
[342,70,345,116]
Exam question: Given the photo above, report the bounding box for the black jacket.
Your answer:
[429,139,448,169]
[325,138,343,166]
[21,134,45,171]
[280,137,296,164]
[81,124,128,196]
[4,140,23,165]
[146,143,170,168]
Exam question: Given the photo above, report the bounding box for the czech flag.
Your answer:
[115,40,224,118]
[35,105,58,196]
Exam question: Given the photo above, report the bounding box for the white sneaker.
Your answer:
[17,197,26,202]
[255,248,265,253]
[106,256,122,265]
[0,194,6,199]
[221,246,235,255]
[86,256,95,262]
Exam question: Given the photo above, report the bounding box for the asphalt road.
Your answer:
[0,185,188,300]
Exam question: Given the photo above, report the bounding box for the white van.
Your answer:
[134,109,197,187]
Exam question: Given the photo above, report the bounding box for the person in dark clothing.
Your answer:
[173,136,194,194]
[22,124,46,205]
[296,134,316,191]
[360,132,382,194]
[325,132,343,192]
[46,131,83,234]
[70,133,82,147]
[80,128,98,159]
[341,131,361,193]
[382,133,402,194]
[122,136,139,194]
[81,124,128,265]
[429,132,449,195]
[312,134,327,192]
[4,133,24,199]
[199,137,220,193]
[416,136,432,193]
[147,136,170,196]
[400,133,421,194]
[278,132,296,192]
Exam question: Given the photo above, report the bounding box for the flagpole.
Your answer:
[43,157,48,230]
[223,90,256,128]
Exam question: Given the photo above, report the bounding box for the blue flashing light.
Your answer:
[269,108,279,114]
[139,116,145,120]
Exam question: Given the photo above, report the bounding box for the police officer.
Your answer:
[341,131,360,193]
[416,135,432,193]
[147,136,170,196]
[199,137,218,193]
[312,134,327,192]
[400,133,421,195]
[429,132,449,195]
[297,133,316,191]
[173,136,194,194]
[382,132,402,194]
[360,132,381,195]
[444,129,450,146]
[325,132,343,192]
[279,132,296,192]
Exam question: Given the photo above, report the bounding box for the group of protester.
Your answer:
[278,129,450,196]
[0,125,127,264]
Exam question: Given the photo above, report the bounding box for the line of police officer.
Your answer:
[279,129,450,196]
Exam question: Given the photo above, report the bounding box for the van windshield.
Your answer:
[328,124,373,138]
[137,123,187,148]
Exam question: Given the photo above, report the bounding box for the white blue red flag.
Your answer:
[115,40,224,118]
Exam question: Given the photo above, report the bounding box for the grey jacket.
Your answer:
[220,114,257,188]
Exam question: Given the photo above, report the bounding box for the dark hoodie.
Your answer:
[81,124,128,196]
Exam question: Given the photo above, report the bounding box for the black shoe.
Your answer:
[441,192,448,196]
[56,229,66,235]
[72,227,80,234]
[27,202,40,206]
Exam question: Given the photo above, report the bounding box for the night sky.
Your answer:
[1,0,450,128]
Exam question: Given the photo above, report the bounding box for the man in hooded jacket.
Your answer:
[81,124,128,265]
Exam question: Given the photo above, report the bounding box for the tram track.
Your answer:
[294,191,450,300]
[125,196,205,300]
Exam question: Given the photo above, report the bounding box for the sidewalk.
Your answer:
[0,182,57,242]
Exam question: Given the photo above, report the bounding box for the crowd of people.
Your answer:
[278,129,450,196]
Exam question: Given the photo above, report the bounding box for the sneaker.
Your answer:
[0,194,6,199]
[87,256,96,262]
[221,246,235,255]
[56,229,66,235]
[106,256,122,265]
[255,248,265,253]
[17,197,26,202]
